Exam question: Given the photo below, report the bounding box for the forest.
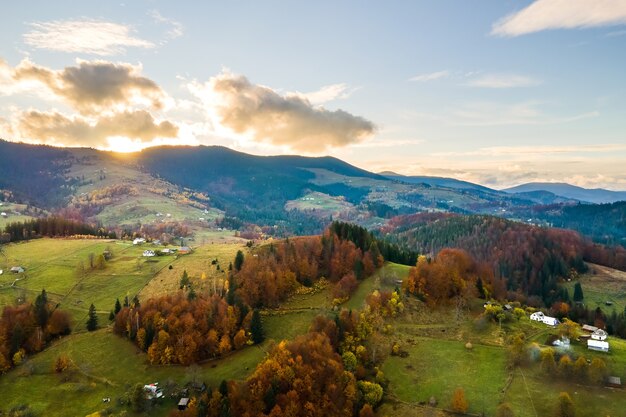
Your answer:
[0,290,71,373]
[380,213,626,305]
[1,217,115,243]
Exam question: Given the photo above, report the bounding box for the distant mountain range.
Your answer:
[0,139,624,242]
[503,182,626,204]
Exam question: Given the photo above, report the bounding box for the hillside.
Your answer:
[1,139,624,242]
[504,182,626,204]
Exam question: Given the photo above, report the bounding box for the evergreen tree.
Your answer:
[86,303,98,331]
[180,270,190,289]
[132,295,140,308]
[555,392,576,417]
[108,311,115,321]
[34,289,49,327]
[114,298,122,315]
[476,277,486,299]
[250,309,265,344]
[573,282,584,302]
[227,275,236,305]
[234,250,245,271]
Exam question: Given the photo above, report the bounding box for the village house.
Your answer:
[0,212,7,217]
[179,246,192,255]
[582,324,598,333]
[178,398,190,411]
[591,329,608,341]
[143,250,156,257]
[529,311,560,326]
[10,266,25,274]
[133,238,146,245]
[587,339,609,353]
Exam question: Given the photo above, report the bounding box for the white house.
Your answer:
[10,266,25,274]
[133,238,146,245]
[143,383,163,399]
[542,316,560,326]
[582,324,598,333]
[529,311,559,326]
[587,339,609,353]
[143,250,156,257]
[0,212,7,217]
[591,329,608,341]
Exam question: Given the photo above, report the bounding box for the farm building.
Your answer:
[587,339,609,352]
[179,246,192,255]
[529,311,559,326]
[178,398,190,410]
[607,376,622,387]
[591,329,608,341]
[143,383,163,399]
[582,324,598,333]
[10,266,25,274]
[133,238,146,245]
[143,250,156,257]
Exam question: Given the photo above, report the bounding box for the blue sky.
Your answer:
[1,1,625,189]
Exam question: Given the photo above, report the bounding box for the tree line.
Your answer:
[1,217,115,243]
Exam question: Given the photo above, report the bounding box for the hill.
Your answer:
[381,173,495,192]
[1,139,624,242]
[504,182,626,204]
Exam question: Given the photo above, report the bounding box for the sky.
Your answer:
[1,0,625,190]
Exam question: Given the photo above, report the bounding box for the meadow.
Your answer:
[563,263,626,315]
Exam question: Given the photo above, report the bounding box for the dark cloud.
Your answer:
[205,73,376,152]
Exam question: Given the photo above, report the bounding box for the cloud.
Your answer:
[466,73,540,88]
[191,72,376,152]
[23,19,154,55]
[492,0,626,37]
[296,83,357,105]
[149,10,184,40]
[409,70,450,82]
[17,109,178,147]
[12,59,164,114]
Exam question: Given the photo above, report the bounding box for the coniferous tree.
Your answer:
[234,250,245,271]
[114,298,122,315]
[86,304,98,331]
[573,282,584,302]
[250,309,265,344]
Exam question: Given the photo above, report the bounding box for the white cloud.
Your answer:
[189,71,376,153]
[149,10,184,40]
[466,73,540,88]
[434,144,626,157]
[409,70,449,82]
[492,0,626,37]
[23,19,154,55]
[296,83,357,105]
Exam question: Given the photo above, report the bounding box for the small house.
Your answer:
[587,339,609,352]
[0,212,7,217]
[143,250,156,257]
[143,383,163,399]
[607,376,622,387]
[178,397,190,411]
[152,240,161,246]
[542,316,560,326]
[582,324,598,333]
[530,312,545,322]
[591,329,608,341]
[179,246,192,255]
[10,266,25,274]
[133,238,146,245]
[504,304,513,311]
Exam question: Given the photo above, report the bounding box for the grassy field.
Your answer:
[0,238,180,331]
[140,242,245,299]
[564,263,626,315]
[383,337,508,415]
[344,262,410,310]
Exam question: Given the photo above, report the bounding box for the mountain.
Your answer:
[504,182,626,204]
[0,139,624,241]
[381,173,494,192]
